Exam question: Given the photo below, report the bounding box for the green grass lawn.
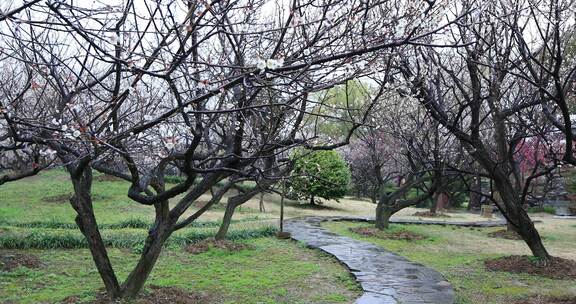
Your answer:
[0,170,360,303]
[1,169,148,224]
[0,239,360,303]
[4,169,576,303]
[0,170,275,224]
[323,221,576,304]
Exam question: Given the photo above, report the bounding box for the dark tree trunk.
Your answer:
[430,192,439,214]
[375,204,392,230]
[215,202,237,240]
[506,221,519,233]
[69,167,121,298]
[121,221,172,297]
[429,172,443,214]
[468,175,482,210]
[515,210,550,258]
[370,186,378,204]
[259,192,265,212]
[214,184,275,240]
[375,175,438,231]
[485,163,550,259]
[309,195,315,205]
[280,185,285,232]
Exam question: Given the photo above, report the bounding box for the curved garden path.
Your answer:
[285,216,504,304]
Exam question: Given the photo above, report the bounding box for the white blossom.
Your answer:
[165,142,175,149]
[256,58,267,70]
[266,58,284,69]
[256,58,284,70]
[40,149,57,156]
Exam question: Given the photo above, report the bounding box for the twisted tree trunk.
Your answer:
[121,220,173,297]
[215,202,237,240]
[375,175,438,230]
[69,166,121,298]
[476,153,550,259]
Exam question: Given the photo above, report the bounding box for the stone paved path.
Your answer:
[285,216,456,304]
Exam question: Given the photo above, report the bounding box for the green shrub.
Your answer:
[290,149,351,204]
[527,206,556,214]
[106,218,151,229]
[164,175,187,184]
[0,226,278,250]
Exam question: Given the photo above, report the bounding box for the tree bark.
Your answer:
[375,204,392,229]
[69,167,121,298]
[370,186,378,204]
[309,195,315,205]
[375,175,438,230]
[215,202,237,240]
[482,158,550,259]
[121,221,173,297]
[468,175,482,210]
[430,192,439,214]
[506,220,519,233]
[515,211,550,258]
[259,192,265,212]
[214,181,277,240]
[280,184,285,232]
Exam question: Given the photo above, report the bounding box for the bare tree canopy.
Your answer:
[0,0,469,299]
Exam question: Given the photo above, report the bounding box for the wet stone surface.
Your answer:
[285,216,456,304]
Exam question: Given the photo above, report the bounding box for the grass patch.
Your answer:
[0,238,360,304]
[323,221,576,304]
[0,215,266,231]
[0,169,363,303]
[0,226,278,251]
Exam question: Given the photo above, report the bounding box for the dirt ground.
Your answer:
[61,286,217,304]
[349,226,426,241]
[485,255,576,280]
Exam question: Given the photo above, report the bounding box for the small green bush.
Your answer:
[527,206,556,214]
[164,175,187,184]
[290,149,351,204]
